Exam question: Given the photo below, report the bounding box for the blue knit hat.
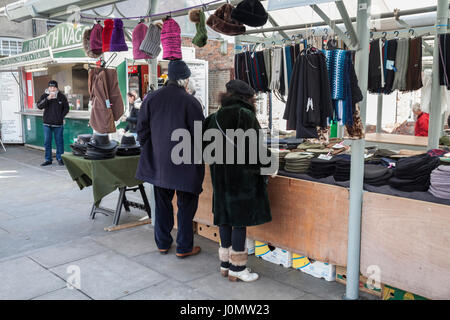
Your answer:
[168,60,191,81]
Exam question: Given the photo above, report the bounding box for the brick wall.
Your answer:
[181,37,235,114]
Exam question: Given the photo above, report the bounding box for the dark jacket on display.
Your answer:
[136,81,205,195]
[37,92,69,126]
[202,96,273,228]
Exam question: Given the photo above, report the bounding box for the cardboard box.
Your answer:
[246,238,255,255]
[336,266,383,297]
[382,285,428,300]
[196,223,220,243]
[292,253,311,270]
[255,241,292,268]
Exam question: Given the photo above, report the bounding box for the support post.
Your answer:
[148,0,159,91]
[345,0,371,301]
[376,95,383,133]
[427,0,449,149]
[335,0,359,49]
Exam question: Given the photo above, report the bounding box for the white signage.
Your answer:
[0,72,23,143]
[268,0,335,11]
[186,60,209,117]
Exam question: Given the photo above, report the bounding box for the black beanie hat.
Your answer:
[168,60,191,81]
[226,79,255,97]
[48,80,58,88]
[231,0,268,27]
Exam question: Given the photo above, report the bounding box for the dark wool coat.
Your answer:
[202,96,272,227]
[136,82,205,195]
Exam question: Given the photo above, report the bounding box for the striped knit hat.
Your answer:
[139,24,162,59]
[160,18,182,60]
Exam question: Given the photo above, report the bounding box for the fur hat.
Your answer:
[189,9,208,47]
[161,18,182,60]
[83,28,102,59]
[110,19,128,52]
[132,23,151,60]
[139,24,161,58]
[90,23,103,55]
[102,19,114,52]
[206,4,246,36]
[231,0,268,27]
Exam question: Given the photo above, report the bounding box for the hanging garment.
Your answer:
[405,37,423,92]
[392,38,409,91]
[263,49,272,83]
[285,46,293,90]
[344,103,365,140]
[383,39,398,94]
[279,47,286,97]
[256,50,269,92]
[438,33,450,90]
[282,46,289,97]
[368,39,382,93]
[269,48,282,91]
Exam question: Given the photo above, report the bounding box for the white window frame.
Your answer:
[0,37,23,56]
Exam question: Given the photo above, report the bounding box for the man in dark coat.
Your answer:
[136,60,205,258]
[36,80,69,166]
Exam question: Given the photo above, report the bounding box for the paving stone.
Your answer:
[120,279,213,300]
[28,238,109,268]
[0,257,65,300]
[187,272,307,300]
[50,251,167,300]
[32,288,91,300]
[134,250,219,283]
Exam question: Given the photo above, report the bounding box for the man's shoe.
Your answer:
[176,246,201,259]
[58,159,64,166]
[40,161,52,166]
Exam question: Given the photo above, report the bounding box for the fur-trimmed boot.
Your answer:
[219,246,231,277]
[228,248,259,282]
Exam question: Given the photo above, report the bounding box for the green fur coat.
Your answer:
[203,96,272,227]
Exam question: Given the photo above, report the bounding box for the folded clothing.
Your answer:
[429,165,450,199]
[333,157,351,182]
[284,152,314,173]
[394,154,439,179]
[364,164,393,186]
[388,174,430,192]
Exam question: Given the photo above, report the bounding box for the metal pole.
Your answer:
[376,95,383,133]
[345,0,371,301]
[427,0,449,149]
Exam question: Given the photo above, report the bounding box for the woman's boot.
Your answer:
[228,248,259,282]
[219,246,231,277]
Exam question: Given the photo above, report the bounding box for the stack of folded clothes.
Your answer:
[84,133,118,160]
[364,164,393,186]
[440,153,450,165]
[296,141,325,151]
[70,134,92,157]
[267,137,303,150]
[429,165,450,199]
[308,157,337,179]
[388,154,440,192]
[333,155,352,181]
[284,152,314,173]
[269,148,290,170]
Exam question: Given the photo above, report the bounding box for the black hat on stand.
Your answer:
[84,134,118,160]
[70,134,92,157]
[117,135,141,156]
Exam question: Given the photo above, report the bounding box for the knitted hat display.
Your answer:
[132,23,151,59]
[102,19,114,52]
[110,18,128,52]
[139,24,162,58]
[231,0,268,27]
[189,9,208,47]
[206,4,246,36]
[90,23,103,55]
[160,18,182,60]
[82,28,96,59]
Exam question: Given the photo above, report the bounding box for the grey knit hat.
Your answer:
[139,24,161,58]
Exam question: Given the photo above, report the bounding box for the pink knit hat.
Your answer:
[160,18,182,60]
[132,23,151,59]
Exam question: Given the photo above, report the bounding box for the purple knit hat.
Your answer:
[132,23,151,59]
[160,18,182,60]
[110,18,128,52]
[90,23,103,55]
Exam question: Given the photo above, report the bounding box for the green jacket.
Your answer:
[203,96,272,227]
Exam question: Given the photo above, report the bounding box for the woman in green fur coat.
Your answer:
[202,79,276,282]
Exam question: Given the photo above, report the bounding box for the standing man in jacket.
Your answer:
[37,80,69,166]
[136,60,205,258]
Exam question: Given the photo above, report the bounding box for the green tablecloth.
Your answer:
[62,154,143,206]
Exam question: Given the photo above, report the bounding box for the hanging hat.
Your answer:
[110,19,128,52]
[102,19,114,52]
[90,23,103,55]
[83,28,102,59]
[206,3,246,36]
[132,23,151,60]
[231,0,268,27]
[168,60,191,81]
[189,9,208,48]
[139,24,162,58]
[161,18,182,60]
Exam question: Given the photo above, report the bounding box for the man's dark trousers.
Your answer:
[43,124,64,162]
[153,186,199,254]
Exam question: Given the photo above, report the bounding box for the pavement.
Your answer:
[0,146,378,300]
